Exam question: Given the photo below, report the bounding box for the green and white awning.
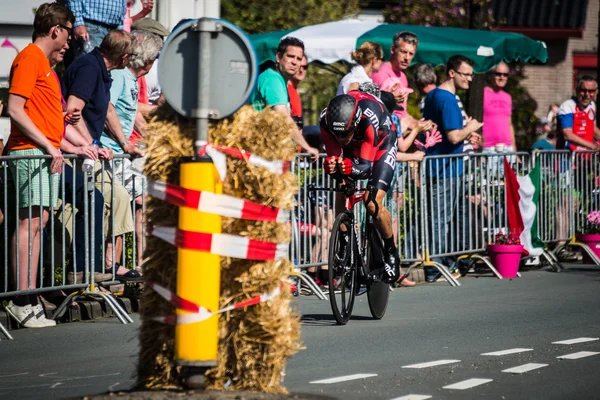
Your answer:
[250,19,548,73]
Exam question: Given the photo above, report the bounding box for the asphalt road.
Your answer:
[1,265,600,400]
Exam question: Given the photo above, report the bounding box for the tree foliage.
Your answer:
[221,0,361,34]
[383,0,494,29]
[221,1,541,147]
[221,0,361,126]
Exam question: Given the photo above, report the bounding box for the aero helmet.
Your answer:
[325,94,363,138]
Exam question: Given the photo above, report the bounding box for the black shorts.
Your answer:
[343,132,398,192]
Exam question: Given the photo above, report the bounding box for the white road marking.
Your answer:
[390,395,432,400]
[502,363,548,374]
[108,382,121,391]
[50,383,63,389]
[402,359,461,369]
[39,372,58,377]
[0,373,29,379]
[552,337,599,345]
[557,351,600,360]
[443,378,493,390]
[50,372,121,382]
[310,373,378,384]
[481,348,533,356]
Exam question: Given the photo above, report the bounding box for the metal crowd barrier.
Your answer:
[529,150,571,271]
[3,148,600,335]
[0,153,147,337]
[552,150,600,268]
[387,160,423,265]
[405,153,501,285]
[289,151,579,292]
[290,154,334,300]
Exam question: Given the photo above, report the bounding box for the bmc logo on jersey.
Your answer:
[384,146,397,169]
[353,107,363,128]
[383,115,392,131]
[364,108,379,131]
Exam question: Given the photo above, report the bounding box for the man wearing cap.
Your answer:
[127,18,169,148]
[132,18,169,109]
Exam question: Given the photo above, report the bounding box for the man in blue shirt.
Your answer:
[62,29,142,279]
[421,55,483,282]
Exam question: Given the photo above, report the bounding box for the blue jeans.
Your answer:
[72,20,113,60]
[482,146,514,179]
[425,176,468,280]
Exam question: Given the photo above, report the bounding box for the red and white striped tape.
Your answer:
[148,282,281,325]
[150,226,289,260]
[148,180,290,222]
[199,143,291,175]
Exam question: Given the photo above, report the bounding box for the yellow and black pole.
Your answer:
[176,157,221,383]
[156,16,257,388]
[175,20,221,387]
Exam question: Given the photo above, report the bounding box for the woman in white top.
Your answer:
[336,41,384,95]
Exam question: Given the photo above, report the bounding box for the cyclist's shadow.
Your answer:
[301,313,374,326]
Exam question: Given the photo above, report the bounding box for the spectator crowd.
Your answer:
[252,27,598,287]
[0,1,168,328]
[1,1,598,329]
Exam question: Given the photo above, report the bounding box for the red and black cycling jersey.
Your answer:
[320,91,398,189]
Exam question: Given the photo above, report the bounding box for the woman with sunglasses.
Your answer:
[482,62,516,177]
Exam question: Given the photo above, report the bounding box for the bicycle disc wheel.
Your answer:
[365,224,389,320]
[328,212,357,325]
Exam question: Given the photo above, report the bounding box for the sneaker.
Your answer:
[313,276,326,289]
[31,304,56,327]
[5,301,46,328]
[556,248,580,262]
[381,249,400,284]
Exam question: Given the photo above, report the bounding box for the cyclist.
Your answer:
[320,90,403,284]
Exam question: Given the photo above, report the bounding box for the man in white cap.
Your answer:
[132,18,169,108]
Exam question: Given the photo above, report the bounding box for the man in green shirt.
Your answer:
[251,37,319,158]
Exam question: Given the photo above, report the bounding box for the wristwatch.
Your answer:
[120,140,130,148]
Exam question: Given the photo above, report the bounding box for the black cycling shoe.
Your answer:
[381,249,400,284]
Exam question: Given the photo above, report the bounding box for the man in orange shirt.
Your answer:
[4,3,74,328]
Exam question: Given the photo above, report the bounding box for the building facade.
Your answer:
[493,0,598,117]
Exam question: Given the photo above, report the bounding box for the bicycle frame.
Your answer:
[321,182,390,324]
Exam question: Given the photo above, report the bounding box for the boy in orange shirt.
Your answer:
[4,3,74,328]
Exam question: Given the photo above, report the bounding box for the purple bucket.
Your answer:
[487,244,524,278]
[576,233,600,264]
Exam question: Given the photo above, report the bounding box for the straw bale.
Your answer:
[137,105,302,393]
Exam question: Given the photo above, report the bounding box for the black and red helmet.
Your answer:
[325,94,363,138]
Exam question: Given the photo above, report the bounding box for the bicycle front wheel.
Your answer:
[328,211,357,325]
[365,223,389,320]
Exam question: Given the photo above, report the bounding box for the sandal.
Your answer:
[396,274,416,287]
[106,263,144,282]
